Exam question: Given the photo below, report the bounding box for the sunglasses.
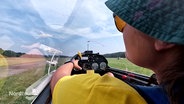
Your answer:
[113,14,126,32]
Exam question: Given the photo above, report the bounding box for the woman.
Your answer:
[106,0,184,104]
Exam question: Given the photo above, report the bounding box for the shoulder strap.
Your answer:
[133,85,169,104]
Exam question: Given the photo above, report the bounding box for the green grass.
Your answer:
[0,68,45,104]
[107,58,154,76]
[0,57,67,104]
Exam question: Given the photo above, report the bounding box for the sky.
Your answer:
[0,0,125,56]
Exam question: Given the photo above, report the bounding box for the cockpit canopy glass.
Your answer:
[0,0,125,103]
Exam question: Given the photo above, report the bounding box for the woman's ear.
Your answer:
[154,40,176,51]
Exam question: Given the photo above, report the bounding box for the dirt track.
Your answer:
[0,57,46,78]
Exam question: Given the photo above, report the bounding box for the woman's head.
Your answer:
[112,6,184,88]
[113,14,179,72]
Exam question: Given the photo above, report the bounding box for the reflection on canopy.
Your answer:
[0,0,124,103]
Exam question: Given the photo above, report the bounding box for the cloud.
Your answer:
[30,0,119,39]
[70,0,120,39]
[60,25,121,39]
[0,0,125,55]
[31,0,77,26]
[0,35,15,50]
[35,31,53,38]
[39,33,53,38]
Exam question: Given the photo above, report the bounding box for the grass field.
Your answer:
[107,58,153,76]
[0,69,45,104]
[0,57,46,104]
[0,57,153,104]
[0,56,68,104]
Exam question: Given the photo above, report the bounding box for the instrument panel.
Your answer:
[71,51,109,75]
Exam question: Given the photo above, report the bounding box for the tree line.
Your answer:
[0,48,68,58]
[0,48,125,58]
[103,52,125,58]
[0,48,25,57]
